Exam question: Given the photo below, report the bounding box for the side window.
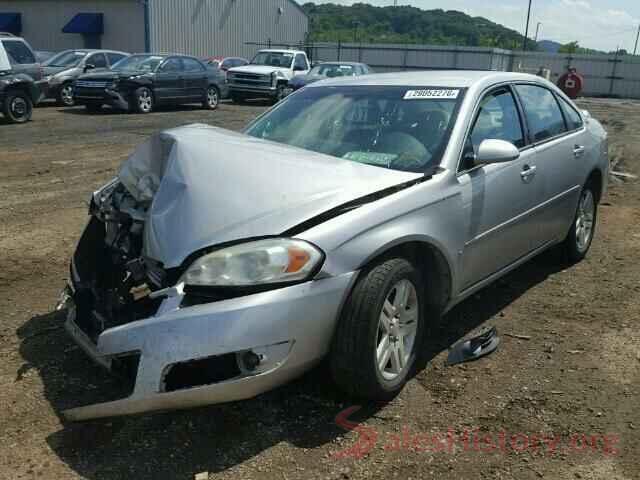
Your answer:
[2,40,35,64]
[183,58,205,72]
[107,53,126,66]
[294,54,308,70]
[237,58,249,67]
[515,84,567,142]
[468,87,525,155]
[220,59,232,69]
[159,57,183,73]
[558,97,583,131]
[87,53,107,68]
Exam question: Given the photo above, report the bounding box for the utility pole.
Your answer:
[523,0,532,51]
[634,24,640,56]
[534,22,542,43]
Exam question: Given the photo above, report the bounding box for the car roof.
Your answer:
[310,70,542,89]
[315,61,365,66]
[258,49,305,54]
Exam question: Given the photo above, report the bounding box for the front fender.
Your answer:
[0,74,39,102]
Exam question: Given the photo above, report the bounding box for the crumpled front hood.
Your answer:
[117,124,420,268]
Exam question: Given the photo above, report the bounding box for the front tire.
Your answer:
[563,183,598,263]
[133,87,154,114]
[330,258,425,401]
[203,85,219,110]
[272,84,286,105]
[57,82,75,107]
[2,90,33,124]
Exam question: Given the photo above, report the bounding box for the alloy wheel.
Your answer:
[207,87,219,108]
[61,85,74,106]
[376,279,419,381]
[138,90,153,112]
[10,96,27,118]
[575,189,595,252]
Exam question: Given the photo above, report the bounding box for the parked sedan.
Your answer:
[286,61,372,93]
[73,53,228,113]
[60,71,607,420]
[40,49,129,106]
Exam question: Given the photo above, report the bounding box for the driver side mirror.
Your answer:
[473,139,520,166]
[83,63,96,73]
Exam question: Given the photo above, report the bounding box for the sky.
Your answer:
[307,0,640,52]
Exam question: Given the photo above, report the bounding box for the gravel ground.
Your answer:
[0,98,638,480]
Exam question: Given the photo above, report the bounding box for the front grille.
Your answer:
[75,80,109,88]
[229,72,271,88]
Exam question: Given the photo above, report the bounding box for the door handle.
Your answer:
[573,145,585,157]
[520,164,537,182]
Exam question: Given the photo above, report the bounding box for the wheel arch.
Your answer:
[4,79,38,103]
[354,239,454,314]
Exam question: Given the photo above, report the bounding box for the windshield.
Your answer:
[310,64,356,77]
[251,51,294,68]
[111,55,164,72]
[245,86,463,173]
[43,50,86,68]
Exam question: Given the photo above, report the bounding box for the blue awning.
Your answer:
[0,13,22,35]
[62,13,103,35]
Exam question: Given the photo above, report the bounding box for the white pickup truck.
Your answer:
[227,49,310,104]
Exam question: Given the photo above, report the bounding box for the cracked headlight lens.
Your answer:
[181,238,323,287]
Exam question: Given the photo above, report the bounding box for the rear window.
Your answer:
[559,97,584,131]
[515,84,567,142]
[2,40,35,64]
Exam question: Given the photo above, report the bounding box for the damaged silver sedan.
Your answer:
[60,71,608,420]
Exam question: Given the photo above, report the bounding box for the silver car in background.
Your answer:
[40,49,129,106]
[61,71,608,420]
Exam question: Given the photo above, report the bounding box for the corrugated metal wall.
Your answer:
[301,41,640,99]
[511,51,640,99]
[0,0,145,52]
[308,42,511,73]
[148,0,308,59]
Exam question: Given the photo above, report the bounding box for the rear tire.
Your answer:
[2,90,33,124]
[330,258,425,401]
[203,85,220,110]
[133,87,154,114]
[562,182,598,263]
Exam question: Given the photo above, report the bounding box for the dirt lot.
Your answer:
[0,99,638,480]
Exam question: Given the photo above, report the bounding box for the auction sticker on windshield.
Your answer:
[404,89,459,100]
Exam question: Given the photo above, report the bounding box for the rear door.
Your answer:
[155,57,184,101]
[458,85,542,289]
[2,39,40,80]
[514,84,583,241]
[181,57,207,100]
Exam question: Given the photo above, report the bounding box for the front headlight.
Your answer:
[180,238,324,287]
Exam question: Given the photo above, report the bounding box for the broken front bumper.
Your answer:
[62,271,356,421]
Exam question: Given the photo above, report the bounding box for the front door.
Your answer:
[155,57,184,102]
[458,85,543,290]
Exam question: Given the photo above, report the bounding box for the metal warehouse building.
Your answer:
[0,0,308,58]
